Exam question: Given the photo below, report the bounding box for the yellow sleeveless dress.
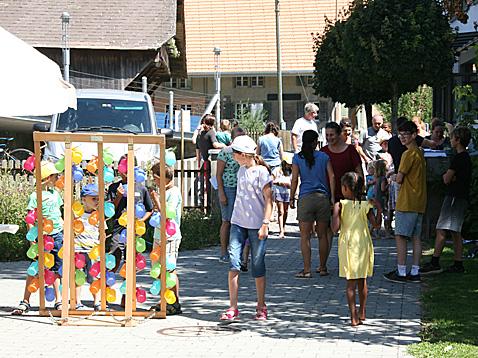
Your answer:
[338,199,374,279]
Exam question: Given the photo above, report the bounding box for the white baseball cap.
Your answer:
[231,135,257,154]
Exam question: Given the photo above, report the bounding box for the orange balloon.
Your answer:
[119,264,127,278]
[89,279,101,295]
[55,176,64,190]
[88,211,99,226]
[86,157,98,174]
[43,219,54,234]
[149,247,161,262]
[73,219,84,235]
[27,277,40,293]
[58,246,64,259]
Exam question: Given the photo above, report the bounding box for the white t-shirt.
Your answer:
[291,117,318,153]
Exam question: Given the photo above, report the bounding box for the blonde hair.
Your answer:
[220,119,231,132]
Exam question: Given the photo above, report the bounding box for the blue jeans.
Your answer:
[229,224,267,278]
[220,186,237,222]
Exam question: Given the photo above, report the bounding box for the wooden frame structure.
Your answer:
[33,132,168,326]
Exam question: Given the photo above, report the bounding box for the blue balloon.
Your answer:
[105,253,116,270]
[45,287,55,302]
[119,229,127,244]
[123,183,128,197]
[58,264,63,277]
[104,167,114,183]
[72,165,83,182]
[134,167,146,183]
[150,280,161,295]
[26,226,38,242]
[27,261,38,276]
[149,212,161,228]
[104,202,115,218]
[106,271,116,287]
[165,151,176,166]
[119,280,127,295]
[135,203,146,218]
[166,255,176,271]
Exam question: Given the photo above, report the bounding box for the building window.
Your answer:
[235,102,249,116]
[165,104,192,112]
[250,76,265,87]
[180,104,192,111]
[167,77,190,89]
[306,76,315,86]
[235,76,249,87]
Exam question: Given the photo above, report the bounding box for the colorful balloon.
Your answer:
[104,202,115,218]
[166,271,177,289]
[54,157,65,172]
[72,165,84,182]
[75,253,86,269]
[25,209,37,225]
[134,167,146,183]
[150,280,161,295]
[106,271,116,287]
[43,235,54,251]
[89,261,100,278]
[75,269,86,286]
[165,219,176,236]
[166,255,176,271]
[58,246,64,259]
[106,287,116,303]
[26,243,39,259]
[103,150,114,165]
[135,203,146,218]
[27,277,40,293]
[44,269,56,285]
[88,245,100,261]
[119,264,127,278]
[165,151,177,166]
[105,253,116,270]
[73,219,85,235]
[86,157,98,173]
[27,261,38,276]
[118,212,128,227]
[72,148,83,165]
[58,264,63,277]
[149,212,161,228]
[23,155,36,172]
[43,219,54,234]
[44,252,55,269]
[150,247,161,263]
[136,253,146,270]
[55,175,65,190]
[135,237,146,253]
[118,157,128,174]
[119,229,127,244]
[136,288,146,303]
[164,289,176,304]
[26,226,38,242]
[88,211,99,226]
[150,262,161,278]
[135,220,146,236]
[165,205,176,219]
[89,279,101,295]
[104,166,114,183]
[72,201,85,217]
[119,280,127,295]
[45,287,55,302]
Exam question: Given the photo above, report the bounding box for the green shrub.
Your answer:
[0,173,34,261]
[180,208,220,250]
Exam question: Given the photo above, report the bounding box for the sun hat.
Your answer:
[282,152,293,165]
[80,183,99,197]
[231,135,257,155]
[40,161,60,180]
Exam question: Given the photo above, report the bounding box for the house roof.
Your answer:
[0,0,177,50]
[184,0,351,75]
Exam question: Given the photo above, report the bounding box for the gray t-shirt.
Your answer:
[361,127,388,161]
[231,165,272,229]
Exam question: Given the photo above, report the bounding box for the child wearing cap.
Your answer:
[220,135,273,321]
[272,153,293,239]
[12,161,63,315]
[74,183,101,311]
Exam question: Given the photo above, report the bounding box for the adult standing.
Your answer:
[360,114,389,163]
[257,122,283,170]
[291,103,319,153]
[290,130,335,278]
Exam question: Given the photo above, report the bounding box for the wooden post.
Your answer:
[34,141,45,313]
[159,136,167,315]
[97,143,107,311]
[180,109,185,210]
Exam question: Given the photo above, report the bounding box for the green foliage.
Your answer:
[0,173,34,261]
[180,208,221,250]
[377,85,433,123]
[314,0,454,126]
[236,103,268,132]
[408,248,478,357]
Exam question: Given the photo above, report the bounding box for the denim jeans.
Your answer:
[229,224,267,278]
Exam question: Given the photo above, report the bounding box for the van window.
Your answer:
[57,98,152,133]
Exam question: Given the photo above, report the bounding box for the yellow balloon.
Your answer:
[44,252,55,269]
[118,212,128,227]
[164,289,176,304]
[106,287,116,303]
[72,201,85,217]
[58,246,64,259]
[88,245,100,261]
[135,220,146,236]
[72,149,83,165]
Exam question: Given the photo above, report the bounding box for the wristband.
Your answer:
[262,220,270,226]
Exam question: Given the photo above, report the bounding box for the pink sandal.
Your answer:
[255,305,268,321]
[220,308,239,321]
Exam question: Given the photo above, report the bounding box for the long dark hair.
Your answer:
[341,172,364,201]
[264,122,279,136]
[299,130,318,169]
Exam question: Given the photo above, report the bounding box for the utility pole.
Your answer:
[213,47,221,129]
[61,12,70,82]
[275,0,285,130]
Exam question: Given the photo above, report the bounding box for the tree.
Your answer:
[313,0,455,129]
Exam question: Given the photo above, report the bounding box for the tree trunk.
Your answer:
[365,103,373,127]
[391,91,399,132]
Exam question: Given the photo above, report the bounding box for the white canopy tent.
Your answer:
[0,26,76,117]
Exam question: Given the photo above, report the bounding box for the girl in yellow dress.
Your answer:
[332,172,382,326]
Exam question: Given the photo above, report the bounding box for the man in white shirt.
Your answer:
[360,114,390,163]
[291,103,319,153]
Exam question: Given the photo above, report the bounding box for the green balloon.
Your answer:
[150,262,161,278]
[75,269,86,286]
[165,205,176,219]
[26,244,38,259]
[136,237,146,253]
[166,271,176,288]
[103,151,113,165]
[54,157,65,172]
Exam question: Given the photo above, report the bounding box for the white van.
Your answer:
[40,89,171,163]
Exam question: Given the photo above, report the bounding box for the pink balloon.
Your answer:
[44,269,56,285]
[136,253,146,270]
[118,158,128,174]
[89,261,100,278]
[165,219,176,236]
[43,235,54,251]
[75,253,86,269]
[23,155,35,172]
[25,209,37,225]
[136,288,147,303]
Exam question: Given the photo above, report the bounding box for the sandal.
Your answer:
[255,305,268,321]
[12,300,31,315]
[54,301,62,310]
[316,267,329,276]
[75,303,88,311]
[93,303,102,312]
[220,308,239,321]
[295,270,312,278]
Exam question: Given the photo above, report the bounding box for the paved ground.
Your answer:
[0,210,421,357]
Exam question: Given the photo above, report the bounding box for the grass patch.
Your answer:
[408,246,478,357]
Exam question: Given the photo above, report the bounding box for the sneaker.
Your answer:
[445,264,464,273]
[406,273,421,283]
[240,262,248,272]
[255,306,268,321]
[383,270,407,283]
[420,262,442,275]
[219,255,230,263]
[220,308,239,321]
[166,302,182,315]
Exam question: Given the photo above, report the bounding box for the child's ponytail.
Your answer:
[254,154,271,174]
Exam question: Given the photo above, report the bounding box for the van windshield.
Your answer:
[56,98,152,133]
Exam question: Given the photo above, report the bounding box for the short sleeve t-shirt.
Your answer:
[360,127,389,161]
[320,145,362,201]
[388,134,424,174]
[258,135,282,167]
[75,212,100,252]
[27,189,63,235]
[216,131,232,146]
[198,129,218,161]
[396,147,427,213]
[231,165,273,229]
[154,186,182,242]
[291,117,318,153]
[447,151,472,199]
[217,146,240,188]
[292,151,330,198]
[107,181,154,234]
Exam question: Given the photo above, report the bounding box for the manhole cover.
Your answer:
[158,325,241,337]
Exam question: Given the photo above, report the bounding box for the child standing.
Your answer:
[216,119,232,146]
[421,127,472,274]
[332,172,381,326]
[74,183,101,311]
[150,162,183,315]
[373,159,388,238]
[272,154,292,239]
[365,162,375,201]
[12,161,63,315]
[220,135,273,321]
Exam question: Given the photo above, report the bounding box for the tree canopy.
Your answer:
[313,0,455,129]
